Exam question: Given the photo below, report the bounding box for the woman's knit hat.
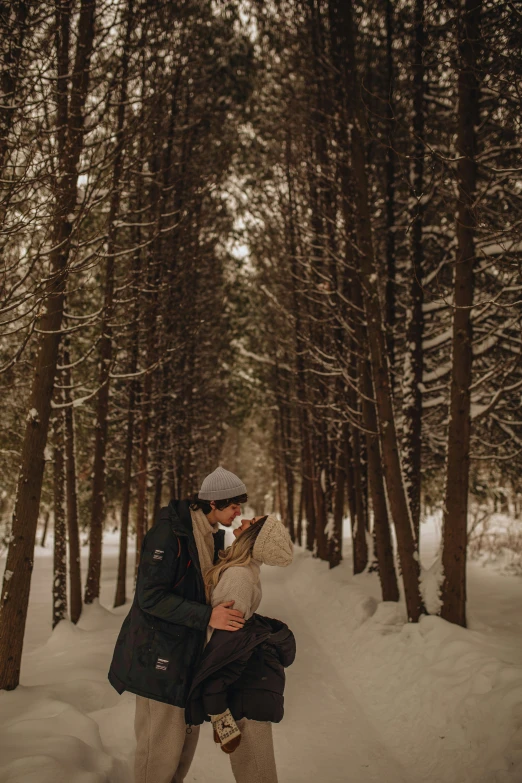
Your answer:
[253,514,293,567]
[199,466,247,501]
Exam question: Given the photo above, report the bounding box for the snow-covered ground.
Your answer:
[1,515,521,782]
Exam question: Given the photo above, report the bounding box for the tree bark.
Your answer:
[150,362,170,528]
[114,369,137,608]
[360,357,399,601]
[343,197,398,597]
[329,0,395,589]
[384,0,397,369]
[0,0,30,175]
[296,482,304,547]
[151,437,164,528]
[85,0,134,604]
[52,400,67,629]
[276,372,295,541]
[284,130,317,554]
[0,0,96,690]
[135,370,152,575]
[403,0,426,544]
[441,0,482,628]
[347,424,368,574]
[114,108,144,608]
[313,458,329,561]
[40,511,50,548]
[62,341,82,623]
[332,0,423,621]
[329,425,346,568]
[134,64,183,570]
[344,434,357,553]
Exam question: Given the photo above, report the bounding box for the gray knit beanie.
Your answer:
[198,466,247,502]
[253,514,293,567]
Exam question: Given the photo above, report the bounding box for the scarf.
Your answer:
[190,508,219,591]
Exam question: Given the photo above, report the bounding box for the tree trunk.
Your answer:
[40,511,50,548]
[441,0,482,628]
[0,0,96,690]
[85,0,134,604]
[348,424,368,574]
[283,127,315,552]
[304,465,316,553]
[384,0,397,369]
[277,379,295,541]
[52,401,67,629]
[152,449,164,528]
[62,341,82,623]
[114,372,137,608]
[361,358,399,601]
[403,0,426,544]
[0,0,30,176]
[114,111,143,608]
[351,217,398,595]
[150,362,170,528]
[344,435,357,553]
[313,466,329,560]
[297,482,304,546]
[333,0,423,621]
[135,372,152,575]
[329,426,346,568]
[329,0,399,600]
[134,68,182,570]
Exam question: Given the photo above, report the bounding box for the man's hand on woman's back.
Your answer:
[209,601,245,631]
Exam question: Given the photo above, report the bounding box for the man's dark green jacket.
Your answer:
[108,500,225,707]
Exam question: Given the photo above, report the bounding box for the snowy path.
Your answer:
[188,565,410,783]
[1,527,521,783]
[259,568,409,783]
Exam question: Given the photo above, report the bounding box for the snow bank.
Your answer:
[287,548,522,783]
[0,603,134,783]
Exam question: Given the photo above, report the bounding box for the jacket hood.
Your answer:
[165,500,193,536]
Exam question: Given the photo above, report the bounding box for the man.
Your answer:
[108,466,248,783]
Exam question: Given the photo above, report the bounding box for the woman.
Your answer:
[185,514,295,783]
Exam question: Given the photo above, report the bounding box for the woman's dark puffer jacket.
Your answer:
[185,613,296,726]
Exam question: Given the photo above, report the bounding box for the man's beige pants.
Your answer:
[134,696,199,783]
[229,718,279,783]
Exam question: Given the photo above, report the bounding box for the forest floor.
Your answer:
[1,516,521,783]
